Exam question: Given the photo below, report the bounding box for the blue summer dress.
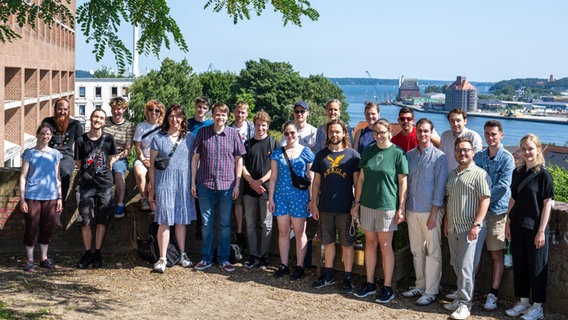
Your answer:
[150,132,197,225]
[270,147,315,218]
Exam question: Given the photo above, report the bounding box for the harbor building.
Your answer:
[444,75,478,112]
[0,1,76,167]
[398,76,421,99]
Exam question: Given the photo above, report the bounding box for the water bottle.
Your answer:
[504,240,513,269]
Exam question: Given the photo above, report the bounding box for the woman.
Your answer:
[19,123,63,271]
[351,118,408,303]
[148,105,196,273]
[103,97,135,218]
[75,109,117,269]
[353,101,380,154]
[133,100,165,210]
[268,121,314,280]
[505,134,554,320]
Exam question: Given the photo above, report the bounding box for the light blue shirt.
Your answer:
[473,145,515,215]
[406,144,448,212]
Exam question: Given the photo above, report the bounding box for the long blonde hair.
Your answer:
[517,133,545,172]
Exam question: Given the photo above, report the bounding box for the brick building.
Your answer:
[0,1,76,167]
[444,75,478,112]
[398,76,421,99]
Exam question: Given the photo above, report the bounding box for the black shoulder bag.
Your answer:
[281,147,311,190]
[154,135,182,170]
[81,134,106,184]
[141,126,161,140]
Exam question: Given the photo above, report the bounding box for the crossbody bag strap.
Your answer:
[141,126,161,140]
[517,170,540,194]
[167,135,183,158]
[281,147,298,178]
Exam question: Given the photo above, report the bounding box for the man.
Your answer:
[41,98,83,211]
[281,101,317,149]
[102,97,135,218]
[229,101,255,251]
[241,111,279,269]
[473,120,515,311]
[191,103,246,273]
[310,119,360,293]
[391,107,440,152]
[439,108,483,172]
[314,99,342,152]
[188,96,213,136]
[188,96,213,240]
[402,118,448,305]
[444,137,491,320]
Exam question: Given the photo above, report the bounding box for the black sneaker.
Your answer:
[354,282,377,298]
[375,286,395,303]
[244,256,259,268]
[313,276,336,288]
[39,259,56,270]
[23,261,35,272]
[78,252,93,269]
[258,256,269,269]
[92,252,103,269]
[274,264,290,278]
[342,275,355,293]
[290,266,305,281]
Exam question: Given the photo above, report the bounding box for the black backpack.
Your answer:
[137,222,181,267]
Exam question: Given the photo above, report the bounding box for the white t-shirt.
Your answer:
[133,121,160,159]
[440,127,483,172]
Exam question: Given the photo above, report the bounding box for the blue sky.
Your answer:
[75,0,568,82]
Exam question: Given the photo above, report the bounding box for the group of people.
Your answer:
[19,97,553,320]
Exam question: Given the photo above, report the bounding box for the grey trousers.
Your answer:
[243,194,273,257]
[448,230,479,306]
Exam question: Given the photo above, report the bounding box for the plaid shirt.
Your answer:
[193,125,246,190]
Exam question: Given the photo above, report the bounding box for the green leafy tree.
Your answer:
[127,58,202,123]
[198,71,238,106]
[236,59,305,130]
[93,65,123,78]
[425,85,441,93]
[548,165,568,203]
[1,0,319,73]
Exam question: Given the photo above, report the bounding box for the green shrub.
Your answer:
[548,165,568,202]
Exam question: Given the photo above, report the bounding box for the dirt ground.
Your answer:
[0,251,564,320]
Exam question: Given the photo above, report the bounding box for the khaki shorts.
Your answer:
[360,205,397,232]
[485,213,507,251]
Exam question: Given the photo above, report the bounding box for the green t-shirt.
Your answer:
[359,143,408,210]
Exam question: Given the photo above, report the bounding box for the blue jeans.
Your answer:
[197,184,233,264]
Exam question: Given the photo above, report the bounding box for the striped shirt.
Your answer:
[445,163,491,234]
[192,124,246,190]
[103,117,135,153]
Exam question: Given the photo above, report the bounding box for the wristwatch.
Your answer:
[472,222,482,228]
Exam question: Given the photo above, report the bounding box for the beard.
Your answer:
[54,114,69,134]
[330,139,342,145]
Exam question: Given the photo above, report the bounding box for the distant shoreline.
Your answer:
[393,102,568,125]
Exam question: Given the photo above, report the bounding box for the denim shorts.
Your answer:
[112,158,129,177]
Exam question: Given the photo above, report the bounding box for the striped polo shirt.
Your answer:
[445,163,491,234]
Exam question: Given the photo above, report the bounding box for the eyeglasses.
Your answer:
[147,108,161,113]
[398,116,413,122]
[373,130,389,136]
[294,109,306,115]
[455,148,473,153]
[284,131,297,137]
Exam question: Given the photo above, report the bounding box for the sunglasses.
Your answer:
[147,108,161,113]
[284,131,297,137]
[294,109,306,115]
[398,116,413,122]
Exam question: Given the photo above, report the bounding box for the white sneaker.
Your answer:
[179,253,193,268]
[521,304,544,320]
[402,286,424,298]
[483,293,498,311]
[445,290,458,300]
[153,258,166,273]
[416,293,436,306]
[450,303,470,320]
[506,301,531,317]
[444,299,460,311]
